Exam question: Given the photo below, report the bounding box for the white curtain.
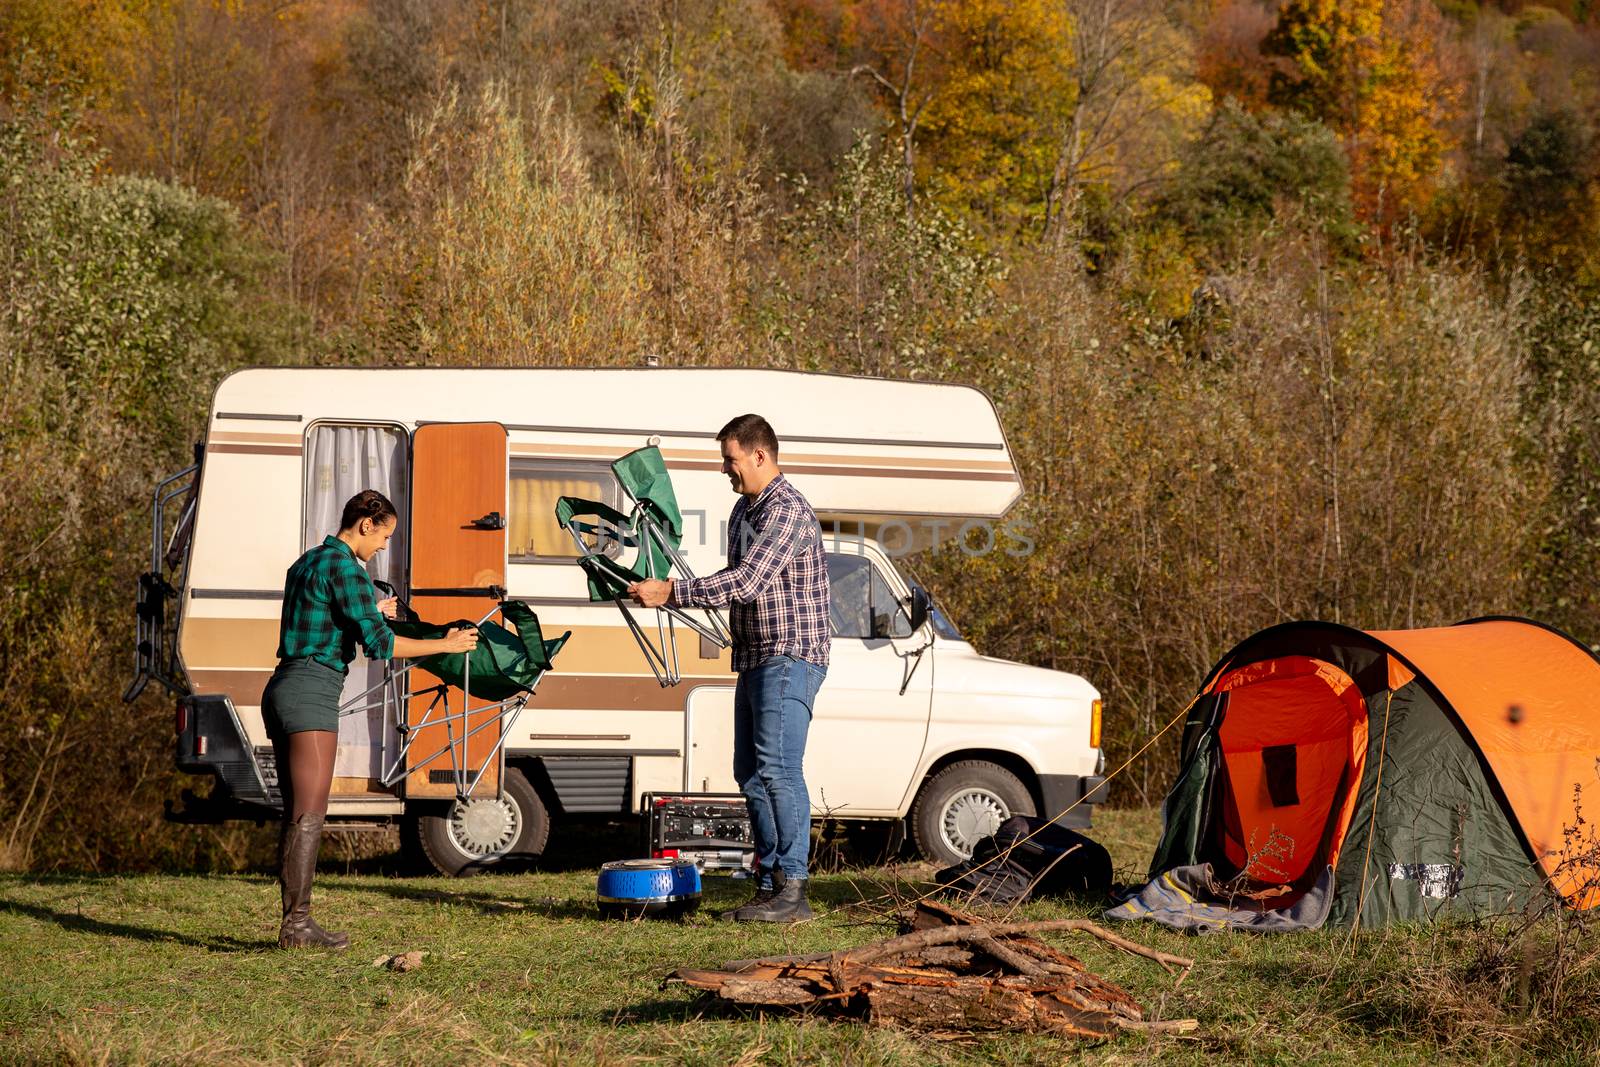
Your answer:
[303,425,408,778]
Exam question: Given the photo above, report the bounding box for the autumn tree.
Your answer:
[908,0,1075,226]
[836,0,953,212]
[1159,100,1353,258]
[1263,0,1457,222]
[1193,0,1276,110]
[1039,0,1210,237]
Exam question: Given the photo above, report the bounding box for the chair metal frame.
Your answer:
[335,602,546,802]
[560,502,731,686]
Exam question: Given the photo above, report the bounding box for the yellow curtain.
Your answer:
[509,471,612,559]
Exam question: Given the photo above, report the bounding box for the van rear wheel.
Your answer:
[414,767,550,876]
[910,761,1034,867]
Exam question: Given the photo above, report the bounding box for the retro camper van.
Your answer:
[128,368,1106,874]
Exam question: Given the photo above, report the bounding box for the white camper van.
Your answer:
[129,368,1106,874]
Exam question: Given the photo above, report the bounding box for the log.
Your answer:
[968,933,1047,976]
[662,903,1198,1038]
[718,976,817,1006]
[863,974,1134,1038]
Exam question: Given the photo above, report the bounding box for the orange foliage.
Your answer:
[1265,0,1459,223]
[1194,0,1276,111]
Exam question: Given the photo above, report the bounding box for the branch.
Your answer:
[834,919,1195,974]
[849,63,902,100]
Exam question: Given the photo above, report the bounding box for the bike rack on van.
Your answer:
[124,444,204,703]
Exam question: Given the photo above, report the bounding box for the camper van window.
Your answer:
[510,459,623,562]
[826,552,913,640]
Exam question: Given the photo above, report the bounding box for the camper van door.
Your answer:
[807,544,933,815]
[405,422,509,799]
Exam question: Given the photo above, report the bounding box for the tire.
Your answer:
[414,766,550,877]
[909,760,1035,867]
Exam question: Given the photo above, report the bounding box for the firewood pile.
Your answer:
[665,902,1197,1038]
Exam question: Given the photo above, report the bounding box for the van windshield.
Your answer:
[912,580,963,641]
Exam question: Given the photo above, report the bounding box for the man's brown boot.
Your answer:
[278,813,349,950]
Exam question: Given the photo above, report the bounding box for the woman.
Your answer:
[263,489,478,950]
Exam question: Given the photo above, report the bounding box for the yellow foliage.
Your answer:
[0,0,140,103]
[916,0,1076,222]
[1265,0,1458,222]
[375,85,653,364]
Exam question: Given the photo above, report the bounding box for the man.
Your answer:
[629,414,830,922]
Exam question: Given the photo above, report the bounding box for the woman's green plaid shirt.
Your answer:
[275,536,395,671]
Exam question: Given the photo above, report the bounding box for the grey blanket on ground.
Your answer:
[1104,863,1335,934]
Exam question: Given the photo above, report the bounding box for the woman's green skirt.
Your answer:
[262,658,346,734]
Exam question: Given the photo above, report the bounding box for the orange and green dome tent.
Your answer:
[1129,617,1600,928]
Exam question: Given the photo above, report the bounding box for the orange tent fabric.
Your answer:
[1210,656,1369,886]
[1373,620,1600,907]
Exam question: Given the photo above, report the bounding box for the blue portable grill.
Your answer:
[596,858,701,919]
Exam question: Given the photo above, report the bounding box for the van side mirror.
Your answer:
[907,586,931,631]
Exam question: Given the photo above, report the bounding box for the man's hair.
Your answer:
[340,489,398,531]
[717,413,780,458]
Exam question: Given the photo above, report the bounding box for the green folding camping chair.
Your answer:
[338,588,570,800]
[554,445,729,685]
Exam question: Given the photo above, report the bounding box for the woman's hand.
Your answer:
[391,627,480,660]
[442,626,479,653]
[377,596,398,619]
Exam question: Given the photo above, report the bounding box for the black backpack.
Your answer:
[934,815,1113,906]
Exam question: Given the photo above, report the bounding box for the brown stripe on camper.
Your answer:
[187,669,724,714]
[207,444,303,456]
[207,430,304,457]
[669,460,1018,482]
[181,618,730,673]
[191,669,274,708]
[182,618,281,668]
[533,674,726,710]
[208,431,303,444]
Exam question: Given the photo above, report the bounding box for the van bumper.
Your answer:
[173,694,278,815]
[1038,773,1108,827]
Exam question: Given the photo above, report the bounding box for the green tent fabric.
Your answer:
[390,600,570,702]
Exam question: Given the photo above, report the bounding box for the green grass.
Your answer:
[2,808,1597,1065]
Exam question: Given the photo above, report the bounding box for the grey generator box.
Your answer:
[642,792,755,870]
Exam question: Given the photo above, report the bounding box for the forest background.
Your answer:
[3,0,1600,873]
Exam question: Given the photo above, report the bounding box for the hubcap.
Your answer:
[447,796,521,858]
[940,788,1008,859]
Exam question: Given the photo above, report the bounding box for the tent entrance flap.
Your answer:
[1211,656,1369,887]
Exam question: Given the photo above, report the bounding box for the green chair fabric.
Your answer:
[555,446,685,601]
[390,600,570,702]
[611,445,682,543]
[552,445,728,686]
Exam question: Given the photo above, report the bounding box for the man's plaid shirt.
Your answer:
[276,535,395,672]
[671,474,830,672]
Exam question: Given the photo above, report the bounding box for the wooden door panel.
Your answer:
[406,423,508,799]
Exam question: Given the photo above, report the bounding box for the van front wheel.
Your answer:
[414,767,550,876]
[910,761,1035,867]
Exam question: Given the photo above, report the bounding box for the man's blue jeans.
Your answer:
[733,654,826,885]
